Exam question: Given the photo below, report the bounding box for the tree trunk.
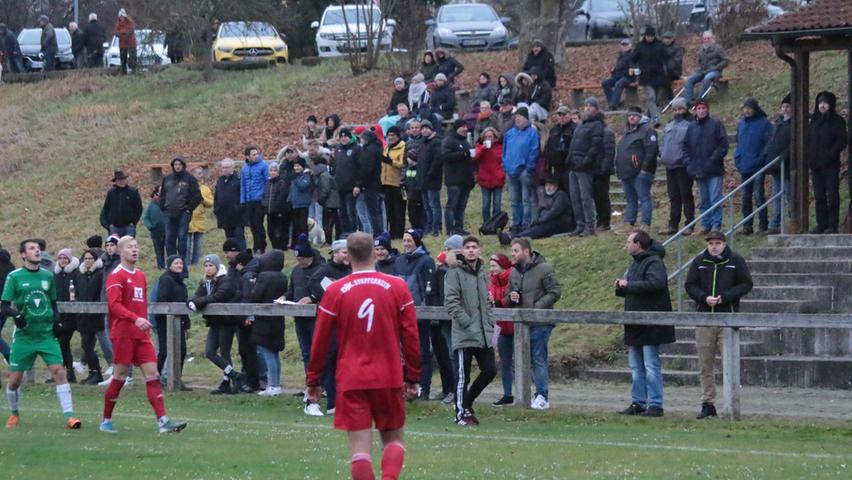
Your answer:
[518,0,577,72]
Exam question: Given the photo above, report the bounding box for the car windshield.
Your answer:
[323,8,382,25]
[137,31,165,44]
[438,5,497,23]
[591,0,624,12]
[219,22,277,38]
[18,29,42,44]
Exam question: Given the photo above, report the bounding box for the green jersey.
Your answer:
[1,267,57,339]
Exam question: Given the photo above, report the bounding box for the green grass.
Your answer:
[3,386,851,479]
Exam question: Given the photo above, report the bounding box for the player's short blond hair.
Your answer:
[347,232,374,263]
[117,235,136,251]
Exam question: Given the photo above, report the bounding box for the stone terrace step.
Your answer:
[747,285,833,303]
[739,299,821,314]
[675,326,782,343]
[751,246,852,260]
[751,273,852,288]
[580,367,719,386]
[664,340,772,356]
[768,234,852,247]
[748,259,852,274]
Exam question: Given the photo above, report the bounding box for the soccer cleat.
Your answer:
[158,419,187,434]
[99,420,118,434]
[124,377,133,387]
[6,414,20,429]
[530,394,550,410]
[326,407,335,415]
[66,417,82,429]
[304,402,324,417]
[98,375,113,387]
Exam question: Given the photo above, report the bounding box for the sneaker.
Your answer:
[210,379,230,395]
[696,402,717,419]
[99,420,117,434]
[455,409,479,426]
[618,402,646,415]
[440,392,455,405]
[567,227,583,237]
[124,377,133,387]
[530,394,550,410]
[72,361,86,375]
[104,365,114,377]
[326,408,335,415]
[492,395,515,407]
[83,371,104,385]
[640,406,664,417]
[682,227,694,236]
[304,402,324,417]
[258,387,282,397]
[158,419,187,434]
[97,375,113,387]
[6,414,19,428]
[66,417,82,429]
[578,228,596,238]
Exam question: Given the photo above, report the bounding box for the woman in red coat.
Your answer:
[473,126,506,223]
[113,9,136,74]
[489,253,515,406]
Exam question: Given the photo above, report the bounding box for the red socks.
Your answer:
[102,378,124,420]
[351,453,375,480]
[381,442,405,480]
[146,379,167,418]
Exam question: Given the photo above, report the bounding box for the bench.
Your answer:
[569,77,736,109]
[146,161,210,183]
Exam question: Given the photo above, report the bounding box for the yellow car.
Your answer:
[213,21,289,64]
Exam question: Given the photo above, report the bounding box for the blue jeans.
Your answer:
[355,190,382,234]
[151,235,166,269]
[188,232,204,265]
[507,171,534,228]
[602,75,633,107]
[628,344,663,408]
[422,189,442,235]
[222,226,246,251]
[684,70,721,102]
[108,224,136,238]
[770,174,790,230]
[164,211,192,262]
[622,171,654,226]
[530,325,553,399]
[294,317,315,372]
[497,333,514,397]
[741,171,767,230]
[445,186,471,234]
[481,187,503,224]
[256,346,281,389]
[697,176,724,229]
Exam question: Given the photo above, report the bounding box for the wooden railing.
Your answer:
[57,302,852,420]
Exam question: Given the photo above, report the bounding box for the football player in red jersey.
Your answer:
[100,236,186,434]
[306,232,420,480]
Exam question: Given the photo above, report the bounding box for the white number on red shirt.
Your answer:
[357,298,375,332]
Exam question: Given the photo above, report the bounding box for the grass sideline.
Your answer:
[2,386,851,479]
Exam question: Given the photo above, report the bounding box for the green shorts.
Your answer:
[9,336,63,371]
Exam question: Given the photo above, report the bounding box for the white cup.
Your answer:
[484,140,492,149]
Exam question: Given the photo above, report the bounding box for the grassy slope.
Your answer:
[4,386,851,479]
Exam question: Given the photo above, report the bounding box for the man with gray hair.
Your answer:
[38,15,57,72]
[214,158,246,251]
[68,22,84,68]
[683,31,728,104]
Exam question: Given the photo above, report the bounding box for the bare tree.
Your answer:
[383,0,436,78]
[336,0,399,75]
[516,0,582,71]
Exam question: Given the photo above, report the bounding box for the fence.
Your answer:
[56,302,852,421]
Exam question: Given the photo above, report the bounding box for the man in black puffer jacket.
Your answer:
[247,250,288,396]
[354,130,384,235]
[416,121,444,236]
[334,130,360,236]
[160,156,202,264]
[615,108,658,229]
[629,26,668,122]
[442,119,474,236]
[807,91,848,234]
[214,158,246,251]
[286,234,326,371]
[100,170,143,238]
[567,97,606,237]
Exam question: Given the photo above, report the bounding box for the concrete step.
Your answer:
[768,234,852,247]
[661,354,719,371]
[675,326,783,343]
[751,246,852,260]
[739,299,821,314]
[748,259,852,274]
[751,273,852,288]
[612,201,627,209]
[747,285,833,303]
[580,367,719,386]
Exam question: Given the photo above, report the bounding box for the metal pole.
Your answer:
[780,158,786,235]
[728,197,736,250]
[74,0,79,24]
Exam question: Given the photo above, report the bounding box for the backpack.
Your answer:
[598,126,616,176]
[479,211,508,235]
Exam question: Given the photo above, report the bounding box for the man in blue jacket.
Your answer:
[684,101,729,234]
[734,97,773,235]
[241,146,269,255]
[502,107,540,233]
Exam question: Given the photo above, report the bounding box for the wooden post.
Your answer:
[792,50,810,233]
[721,327,741,421]
[166,315,181,392]
[512,322,532,408]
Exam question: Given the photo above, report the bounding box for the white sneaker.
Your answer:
[124,377,133,387]
[304,402,324,416]
[258,387,282,397]
[326,407,335,415]
[104,365,114,377]
[72,361,86,375]
[531,394,550,410]
[98,375,113,387]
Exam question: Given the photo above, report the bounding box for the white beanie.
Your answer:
[118,8,128,18]
[89,13,98,22]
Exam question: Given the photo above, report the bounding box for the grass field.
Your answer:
[2,385,850,479]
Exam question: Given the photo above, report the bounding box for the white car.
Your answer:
[103,29,170,69]
[311,5,395,57]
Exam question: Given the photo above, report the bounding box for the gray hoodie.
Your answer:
[660,113,692,169]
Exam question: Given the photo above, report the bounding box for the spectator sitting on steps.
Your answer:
[514,177,573,239]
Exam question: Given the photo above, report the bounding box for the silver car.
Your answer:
[427,3,510,50]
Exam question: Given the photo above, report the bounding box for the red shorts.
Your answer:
[111,337,157,367]
[334,388,405,432]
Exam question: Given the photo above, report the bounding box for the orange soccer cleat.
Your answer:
[66,417,82,429]
[6,414,20,428]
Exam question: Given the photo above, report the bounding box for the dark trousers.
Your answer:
[445,186,471,235]
[455,347,496,416]
[294,317,315,371]
[524,221,572,239]
[383,185,407,239]
[5,56,24,73]
[119,47,136,74]
[405,187,424,230]
[151,235,166,270]
[43,51,56,72]
[322,207,340,242]
[290,207,309,247]
[80,330,101,373]
[593,174,611,228]
[165,211,191,261]
[601,75,633,108]
[244,201,267,253]
[56,328,75,370]
[666,167,695,228]
[322,336,338,410]
[267,211,291,251]
[205,324,236,371]
[430,323,455,396]
[418,320,454,397]
[222,226,246,251]
[155,317,187,375]
[741,172,768,231]
[238,322,260,389]
[812,167,840,231]
[338,191,357,236]
[87,49,103,68]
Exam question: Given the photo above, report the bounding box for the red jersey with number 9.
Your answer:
[307,270,421,392]
[105,265,150,341]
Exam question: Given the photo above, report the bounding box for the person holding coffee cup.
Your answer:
[473,127,506,224]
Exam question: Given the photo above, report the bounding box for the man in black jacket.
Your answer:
[435,48,464,84]
[82,13,106,68]
[373,233,398,275]
[0,24,24,73]
[601,39,635,110]
[807,91,848,234]
[684,231,753,419]
[546,106,576,198]
[442,119,474,236]
[100,170,143,238]
[334,130,360,237]
[213,158,246,251]
[246,250,288,396]
[431,74,456,122]
[527,67,553,122]
[615,107,658,230]
[69,22,85,68]
[567,97,606,237]
[417,121,444,236]
[763,93,792,235]
[354,130,384,235]
[287,234,326,372]
[516,177,573,239]
[629,26,668,123]
[264,161,293,251]
[160,156,202,264]
[403,120,425,230]
[615,230,674,417]
[522,40,557,88]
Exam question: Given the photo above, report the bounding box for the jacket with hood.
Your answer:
[513,72,533,105]
[490,267,514,335]
[191,268,236,326]
[0,249,14,304]
[382,139,406,187]
[735,98,773,175]
[532,189,572,230]
[684,114,729,180]
[100,184,143,230]
[75,257,104,333]
[376,251,400,275]
[143,199,166,239]
[615,116,658,181]
[54,257,81,333]
[408,80,431,114]
[160,157,203,216]
[189,184,214,234]
[664,41,684,79]
[445,258,493,350]
[388,85,409,115]
[474,131,506,189]
[495,109,515,136]
[522,45,557,87]
[807,91,848,171]
[685,246,753,313]
[567,111,606,172]
[426,254,450,307]
[416,133,444,191]
[241,156,269,204]
[313,162,340,209]
[442,130,475,189]
[155,268,189,329]
[763,114,791,176]
[264,174,292,215]
[114,16,136,49]
[214,172,244,228]
[697,42,728,75]
[248,250,288,352]
[496,73,516,107]
[630,37,668,87]
[431,82,456,119]
[355,131,383,191]
[502,122,541,178]
[394,246,435,306]
[506,252,561,313]
[659,112,692,170]
[420,52,439,81]
[473,81,498,105]
[545,122,575,175]
[288,171,314,209]
[529,76,553,111]
[436,50,464,83]
[615,241,675,346]
[308,259,351,303]
[334,138,360,192]
[287,249,325,322]
[1,29,22,59]
[319,114,341,147]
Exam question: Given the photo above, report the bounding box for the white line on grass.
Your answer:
[30,407,851,462]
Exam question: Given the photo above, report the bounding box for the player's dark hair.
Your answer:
[510,237,532,252]
[463,235,480,247]
[347,232,374,263]
[631,230,653,249]
[19,238,40,253]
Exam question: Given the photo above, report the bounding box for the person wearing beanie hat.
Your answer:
[222,238,240,254]
[154,254,189,388]
[630,24,667,123]
[526,66,553,122]
[522,38,557,88]
[106,234,120,245]
[735,96,772,234]
[373,232,398,274]
[762,93,793,234]
[86,235,103,249]
[242,145,270,255]
[235,250,253,268]
[161,154,202,267]
[53,246,81,382]
[683,30,728,103]
[443,118,474,236]
[387,77,409,116]
[502,100,540,233]
[583,96,599,110]
[113,8,136,74]
[435,47,464,84]
[488,251,515,406]
[334,126,360,237]
[658,94,695,236]
[431,72,456,122]
[286,233,324,372]
[601,38,635,110]
[443,234,464,251]
[684,98,729,234]
[614,103,659,231]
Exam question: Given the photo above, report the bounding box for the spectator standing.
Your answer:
[387,77,409,115]
[615,231,675,417]
[594,116,617,232]
[658,98,695,235]
[288,158,314,245]
[264,161,293,251]
[188,167,214,265]
[444,236,495,425]
[143,186,166,269]
[75,249,104,384]
[496,74,516,108]
[334,130,360,236]
[567,97,606,237]
[286,235,325,372]
[473,73,498,105]
[517,177,573,239]
[69,22,84,68]
[473,127,506,224]
[53,249,80,383]
[684,101,729,234]
[38,15,57,72]
[763,93,792,235]
[443,120,474,236]
[661,32,684,102]
[373,233,398,275]
[319,114,342,148]
[435,48,464,84]
[154,255,189,386]
[420,50,438,82]
[495,98,516,135]
[241,146,269,255]
[113,9,137,75]
[0,24,24,73]
[303,115,323,145]
[213,158,246,252]
[247,250,288,397]
[82,13,105,68]
[417,121,444,236]
[601,39,635,110]
[629,26,668,122]
[502,107,540,232]
[683,31,728,104]
[527,68,553,123]
[100,170,143,239]
[615,107,659,230]
[507,238,561,409]
[354,130,385,235]
[522,39,557,88]
[545,105,577,196]
[160,156,202,265]
[425,246,458,404]
[163,29,186,64]
[402,120,425,230]
[489,254,515,407]
[734,97,773,235]
[431,73,456,122]
[314,155,340,243]
[382,127,407,239]
[807,91,848,234]
[685,231,753,419]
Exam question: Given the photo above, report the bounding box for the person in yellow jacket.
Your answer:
[382,126,407,239]
[188,167,214,265]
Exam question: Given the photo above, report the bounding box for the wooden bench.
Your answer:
[146,162,210,183]
[569,77,737,109]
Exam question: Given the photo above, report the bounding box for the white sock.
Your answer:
[224,365,233,375]
[7,386,20,413]
[56,383,73,415]
[157,415,169,427]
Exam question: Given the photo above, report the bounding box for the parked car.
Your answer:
[311,5,395,57]
[103,29,171,69]
[212,21,289,64]
[426,3,510,50]
[573,0,632,40]
[17,27,74,71]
